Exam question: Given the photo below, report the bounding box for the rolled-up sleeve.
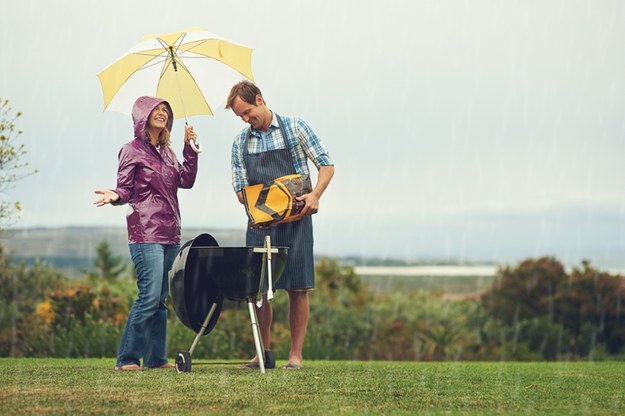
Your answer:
[297,118,333,169]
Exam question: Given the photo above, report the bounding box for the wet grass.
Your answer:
[2,359,624,415]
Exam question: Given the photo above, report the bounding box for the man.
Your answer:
[226,81,334,369]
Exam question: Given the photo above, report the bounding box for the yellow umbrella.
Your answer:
[97,28,254,151]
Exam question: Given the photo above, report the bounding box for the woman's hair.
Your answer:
[225,80,264,109]
[157,129,171,147]
[145,125,171,147]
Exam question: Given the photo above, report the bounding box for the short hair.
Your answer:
[226,80,264,109]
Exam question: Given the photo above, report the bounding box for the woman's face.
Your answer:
[148,103,169,130]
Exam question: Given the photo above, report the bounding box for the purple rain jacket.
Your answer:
[112,96,198,245]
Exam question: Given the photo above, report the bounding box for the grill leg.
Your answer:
[248,299,266,373]
[189,302,219,356]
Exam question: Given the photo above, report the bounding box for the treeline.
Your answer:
[1,242,624,361]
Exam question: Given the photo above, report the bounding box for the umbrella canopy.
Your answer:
[97,28,254,120]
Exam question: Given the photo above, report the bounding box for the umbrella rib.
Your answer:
[174,59,213,115]
[155,36,193,119]
[134,51,164,57]
[156,34,188,62]
[172,39,254,82]
[176,39,220,59]
[154,37,176,77]
[139,57,168,71]
[173,32,188,56]
[176,39,205,55]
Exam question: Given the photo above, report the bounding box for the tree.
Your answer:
[481,257,567,327]
[556,260,625,355]
[0,99,37,232]
[84,240,127,282]
[481,257,625,359]
[480,257,570,360]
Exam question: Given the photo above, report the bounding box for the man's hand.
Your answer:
[296,193,320,216]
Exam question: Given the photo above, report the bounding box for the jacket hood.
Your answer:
[131,96,174,141]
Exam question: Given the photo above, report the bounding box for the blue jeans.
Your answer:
[116,243,180,368]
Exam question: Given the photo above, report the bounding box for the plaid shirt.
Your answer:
[231,113,333,192]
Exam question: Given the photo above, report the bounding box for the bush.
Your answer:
[8,248,625,362]
[3,276,129,357]
[519,317,574,360]
[305,258,372,360]
[481,258,625,360]
[0,247,68,356]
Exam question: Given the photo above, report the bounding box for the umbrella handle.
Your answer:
[189,139,202,153]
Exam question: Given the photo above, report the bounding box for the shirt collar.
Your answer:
[250,111,279,137]
[268,112,279,129]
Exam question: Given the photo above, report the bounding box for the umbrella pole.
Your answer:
[170,47,202,153]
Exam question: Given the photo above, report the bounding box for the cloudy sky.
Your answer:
[1,0,624,268]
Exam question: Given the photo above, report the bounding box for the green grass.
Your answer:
[2,359,624,415]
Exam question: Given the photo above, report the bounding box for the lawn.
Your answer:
[1,359,624,415]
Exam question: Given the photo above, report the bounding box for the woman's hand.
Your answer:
[185,125,202,153]
[184,126,197,144]
[93,190,119,207]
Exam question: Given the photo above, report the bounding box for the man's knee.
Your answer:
[287,289,309,299]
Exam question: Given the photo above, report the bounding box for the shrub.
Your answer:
[0,247,68,356]
[481,258,625,359]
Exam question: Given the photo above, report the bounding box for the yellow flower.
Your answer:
[114,312,127,326]
[36,300,55,325]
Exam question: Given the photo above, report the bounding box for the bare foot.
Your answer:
[115,364,143,371]
[154,362,175,369]
[242,357,259,368]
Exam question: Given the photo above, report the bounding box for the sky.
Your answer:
[1,0,624,268]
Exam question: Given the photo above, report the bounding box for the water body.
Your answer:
[355,265,497,277]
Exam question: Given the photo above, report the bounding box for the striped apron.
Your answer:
[243,115,315,290]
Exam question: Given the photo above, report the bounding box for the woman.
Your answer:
[94,96,199,371]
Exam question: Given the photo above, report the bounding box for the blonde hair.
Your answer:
[145,128,171,147]
[158,129,171,147]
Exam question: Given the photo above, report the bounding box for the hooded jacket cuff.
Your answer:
[111,189,127,205]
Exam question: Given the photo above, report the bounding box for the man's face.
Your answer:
[231,95,268,131]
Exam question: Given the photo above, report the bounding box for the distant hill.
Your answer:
[2,226,246,276]
[1,226,502,278]
[3,226,246,256]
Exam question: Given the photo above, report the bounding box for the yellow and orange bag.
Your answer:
[242,174,312,228]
